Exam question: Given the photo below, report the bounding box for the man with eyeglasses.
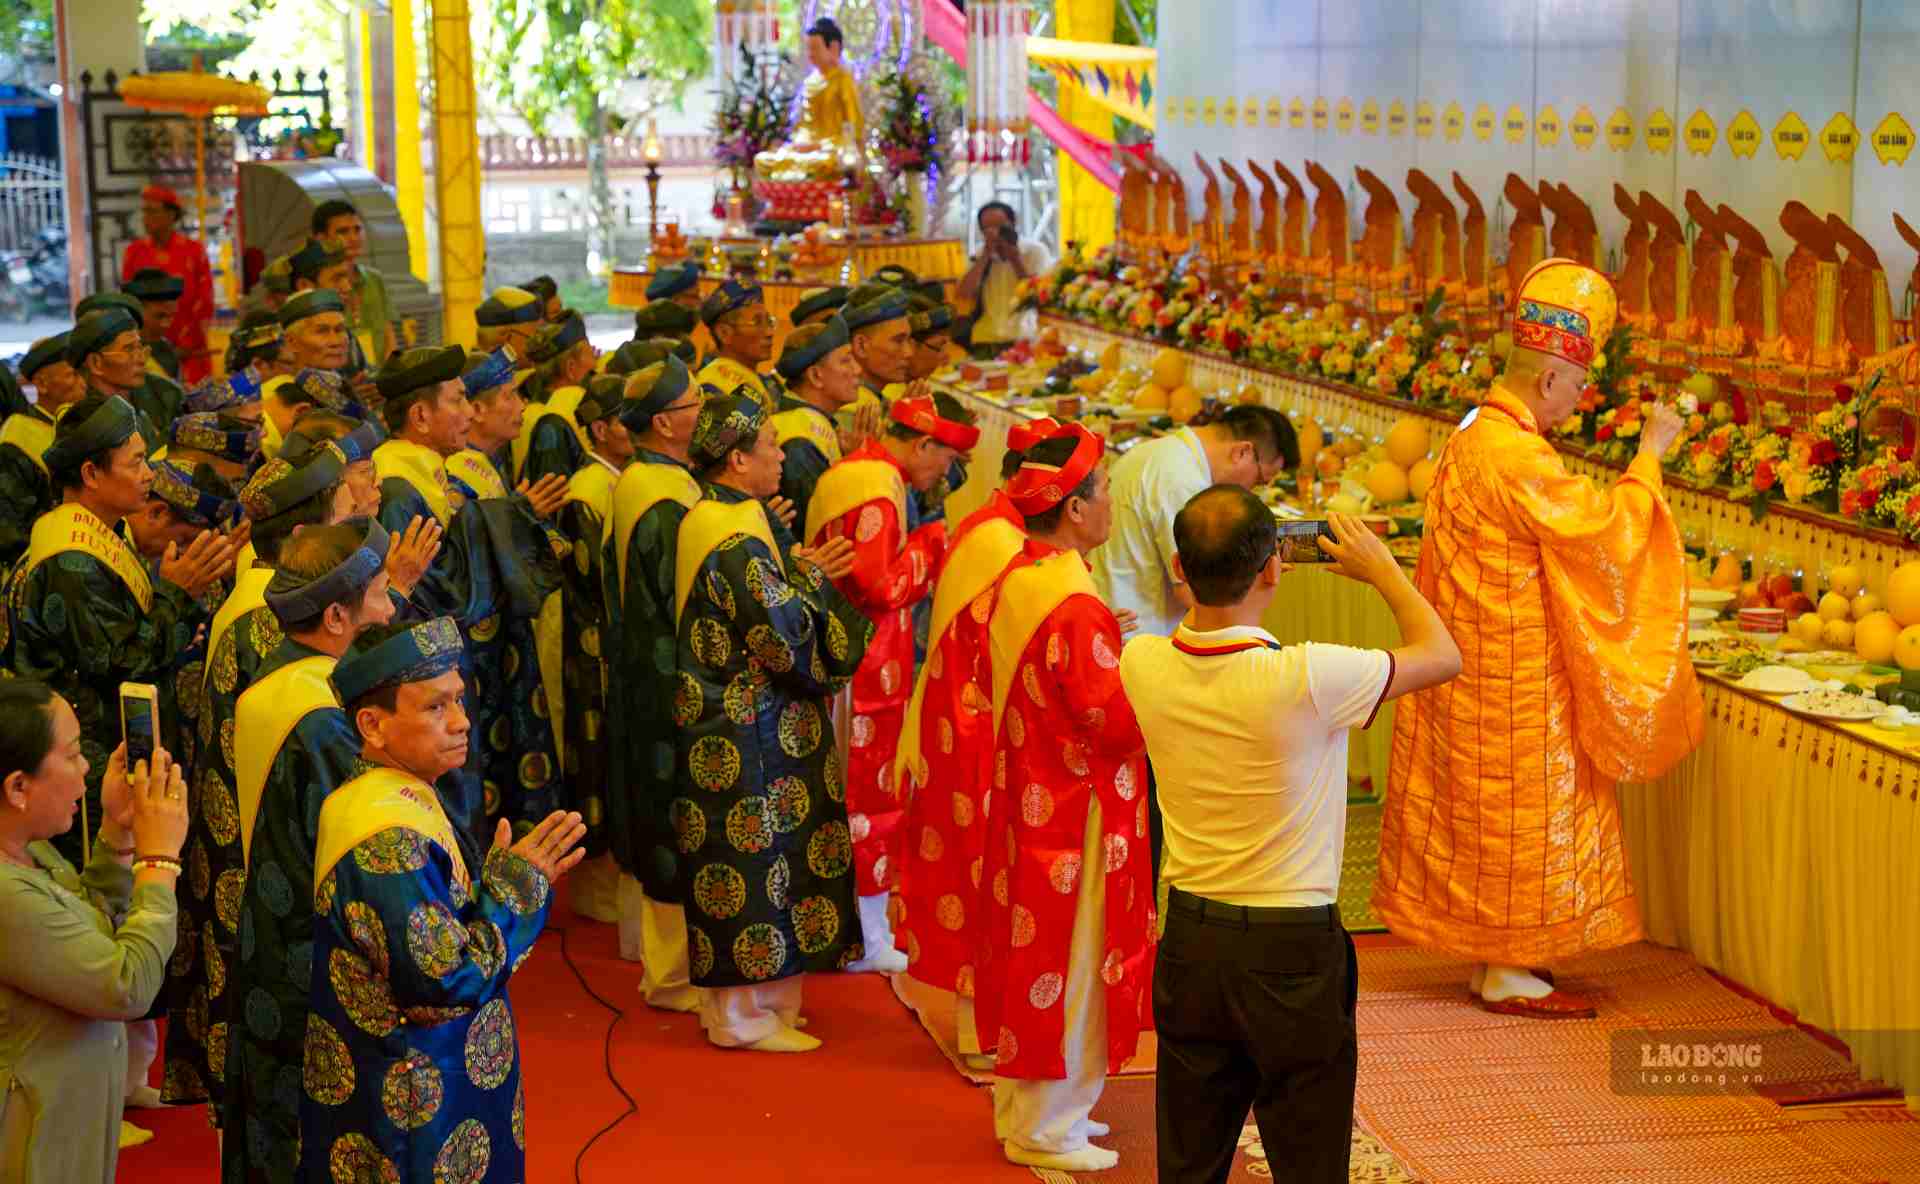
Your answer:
[602,357,708,1011]
[696,280,777,411]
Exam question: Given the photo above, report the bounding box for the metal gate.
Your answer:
[0,153,65,254]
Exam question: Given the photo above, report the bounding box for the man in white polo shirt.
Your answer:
[1092,404,1296,882]
[1119,491,1460,1184]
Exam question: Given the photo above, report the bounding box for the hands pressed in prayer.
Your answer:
[494,810,587,882]
[840,399,883,454]
[161,527,239,597]
[223,516,252,558]
[792,535,856,582]
[766,495,798,529]
[385,515,444,598]
[1113,608,1140,636]
[516,473,570,519]
[903,377,933,402]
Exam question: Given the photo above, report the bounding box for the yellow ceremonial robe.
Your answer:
[696,356,772,411]
[510,384,588,480]
[1376,387,1704,965]
[233,655,339,868]
[315,766,470,892]
[0,411,54,477]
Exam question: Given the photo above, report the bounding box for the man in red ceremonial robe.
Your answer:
[803,391,976,971]
[121,185,216,386]
[894,416,1059,1067]
[976,426,1153,1174]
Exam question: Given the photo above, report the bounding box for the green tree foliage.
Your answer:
[481,0,712,273]
[0,0,56,66]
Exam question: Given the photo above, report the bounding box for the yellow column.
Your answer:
[1053,0,1116,251]
[393,0,428,283]
[428,0,484,343]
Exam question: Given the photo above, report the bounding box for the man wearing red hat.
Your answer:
[892,415,1057,1065]
[802,391,974,972]
[1375,259,1701,1017]
[121,184,216,385]
[973,425,1153,1172]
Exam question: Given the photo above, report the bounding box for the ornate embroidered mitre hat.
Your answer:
[1510,258,1617,368]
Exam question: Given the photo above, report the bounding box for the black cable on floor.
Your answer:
[538,923,637,1184]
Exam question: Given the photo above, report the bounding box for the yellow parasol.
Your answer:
[117,57,271,242]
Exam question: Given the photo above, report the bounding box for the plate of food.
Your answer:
[1779,688,1886,721]
[1388,536,1423,561]
[1688,606,1725,624]
[1689,635,1764,667]
[1734,664,1817,694]
[1779,649,1861,670]
[1689,588,1737,607]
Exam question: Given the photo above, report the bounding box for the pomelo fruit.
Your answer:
[1854,611,1901,664]
[1792,612,1825,644]
[1898,624,1920,671]
[1829,563,1863,599]
[1365,460,1411,505]
[1385,418,1431,468]
[1408,458,1438,500]
[1818,592,1851,621]
[1852,592,1884,621]
[1133,383,1170,411]
[1821,618,1855,649]
[1168,385,1203,424]
[1886,561,1920,626]
[1150,348,1187,390]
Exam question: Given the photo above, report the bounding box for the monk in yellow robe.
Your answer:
[1375,259,1703,1017]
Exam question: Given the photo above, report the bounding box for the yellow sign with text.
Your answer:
[1387,99,1407,137]
[1243,96,1260,127]
[1821,111,1858,162]
[1312,96,1329,130]
[1290,97,1307,129]
[1570,104,1598,149]
[1726,110,1762,159]
[1335,98,1356,133]
[1266,96,1283,127]
[1415,99,1436,139]
[1183,96,1197,125]
[1606,106,1635,151]
[1202,96,1218,126]
[1444,101,1466,142]
[1536,104,1562,147]
[1503,103,1528,143]
[1360,99,1380,134]
[1873,111,1914,165]
[1773,111,1810,160]
[1684,108,1718,156]
[1222,96,1238,127]
[1472,102,1495,142]
[1646,107,1676,154]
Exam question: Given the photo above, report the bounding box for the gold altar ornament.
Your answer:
[1820,112,1859,162]
[1872,112,1914,166]
[1773,111,1811,160]
[1503,104,1528,143]
[1606,106,1635,151]
[1646,107,1677,154]
[1472,102,1495,142]
[1536,104,1562,147]
[1685,108,1719,157]
[1727,109,1763,159]
[755,21,865,182]
[1570,104,1599,150]
[1613,185,1652,328]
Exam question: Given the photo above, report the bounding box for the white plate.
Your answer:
[1734,665,1817,694]
[1779,691,1887,721]
[1689,588,1737,606]
[1687,606,1723,624]
[1780,650,1860,669]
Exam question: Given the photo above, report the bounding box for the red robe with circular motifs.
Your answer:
[972,540,1154,1081]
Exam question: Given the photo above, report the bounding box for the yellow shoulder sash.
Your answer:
[896,517,1025,787]
[0,413,55,477]
[314,766,470,892]
[989,549,1099,732]
[510,386,586,478]
[674,497,783,624]
[203,565,276,695]
[697,357,771,409]
[234,655,339,868]
[771,405,841,466]
[373,439,453,523]
[444,448,510,502]
[802,457,907,545]
[258,377,293,460]
[565,461,618,523]
[610,460,701,596]
[23,503,153,612]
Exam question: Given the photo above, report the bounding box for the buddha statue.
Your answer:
[754,17,866,183]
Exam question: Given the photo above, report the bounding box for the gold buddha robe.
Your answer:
[1375,387,1703,965]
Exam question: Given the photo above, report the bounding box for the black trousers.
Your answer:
[1153,889,1358,1184]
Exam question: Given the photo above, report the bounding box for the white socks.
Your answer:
[1478,963,1555,1002]
[844,893,908,974]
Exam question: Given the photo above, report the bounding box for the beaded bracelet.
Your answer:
[132,856,184,876]
[99,833,137,858]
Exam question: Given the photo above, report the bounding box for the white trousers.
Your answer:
[700,976,805,1047]
[617,874,694,1001]
[993,799,1109,1153]
[570,853,621,922]
[124,1019,158,1100]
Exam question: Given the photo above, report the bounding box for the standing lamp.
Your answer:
[643,120,664,241]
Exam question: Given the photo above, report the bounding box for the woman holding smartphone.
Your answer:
[0,679,189,1183]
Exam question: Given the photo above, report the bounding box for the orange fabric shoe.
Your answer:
[1481,989,1597,1019]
